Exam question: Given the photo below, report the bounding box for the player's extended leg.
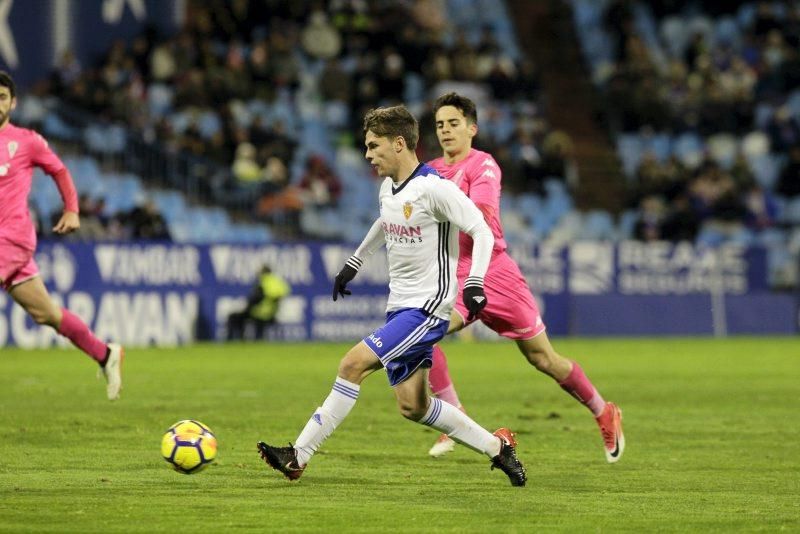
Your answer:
[427,312,467,457]
[427,344,465,457]
[257,341,382,480]
[395,367,526,487]
[8,276,124,400]
[517,331,624,463]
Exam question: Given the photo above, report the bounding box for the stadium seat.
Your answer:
[673,132,704,168]
[660,16,690,58]
[547,210,582,245]
[713,16,741,47]
[748,153,781,190]
[580,210,615,241]
[782,197,800,224]
[617,133,643,178]
[616,209,639,240]
[707,133,738,169]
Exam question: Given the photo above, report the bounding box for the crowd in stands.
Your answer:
[20,0,798,285]
[32,0,564,242]
[573,0,800,285]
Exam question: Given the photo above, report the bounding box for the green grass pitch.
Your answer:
[1,338,798,532]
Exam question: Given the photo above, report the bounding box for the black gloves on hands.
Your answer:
[463,276,487,321]
[332,256,363,301]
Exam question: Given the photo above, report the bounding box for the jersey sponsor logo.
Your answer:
[367,333,383,347]
[381,221,421,237]
[7,141,16,158]
[403,201,413,220]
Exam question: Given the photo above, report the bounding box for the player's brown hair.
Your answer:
[0,71,15,98]
[433,92,478,125]
[363,105,419,150]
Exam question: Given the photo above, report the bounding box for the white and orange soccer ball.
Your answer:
[161,420,217,474]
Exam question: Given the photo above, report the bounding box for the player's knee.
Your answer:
[398,401,426,421]
[337,359,359,382]
[526,349,555,373]
[337,352,370,383]
[29,308,57,327]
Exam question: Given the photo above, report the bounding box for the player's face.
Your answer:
[364,130,400,179]
[0,87,15,126]
[435,105,476,157]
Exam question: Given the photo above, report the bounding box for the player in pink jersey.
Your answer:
[425,93,624,462]
[0,71,123,400]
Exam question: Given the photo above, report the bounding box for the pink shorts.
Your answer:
[0,241,39,292]
[454,251,546,340]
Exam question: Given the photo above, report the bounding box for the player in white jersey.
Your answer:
[258,105,526,486]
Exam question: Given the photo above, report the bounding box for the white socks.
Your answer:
[294,377,360,466]
[418,397,501,457]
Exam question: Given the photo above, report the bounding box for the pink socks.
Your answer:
[58,308,108,363]
[428,345,462,408]
[558,362,606,417]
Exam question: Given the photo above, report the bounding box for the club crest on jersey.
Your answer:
[7,141,17,158]
[403,201,413,220]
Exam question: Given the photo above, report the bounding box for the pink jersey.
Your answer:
[0,123,74,251]
[428,148,507,267]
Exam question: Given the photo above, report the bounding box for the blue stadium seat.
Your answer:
[31,169,63,218]
[748,153,781,190]
[580,210,615,241]
[643,132,671,161]
[782,197,800,224]
[757,228,788,247]
[660,16,690,58]
[147,83,174,118]
[515,194,543,227]
[617,133,643,178]
[152,190,188,223]
[787,90,800,120]
[673,132,704,166]
[713,16,741,47]
[616,209,639,240]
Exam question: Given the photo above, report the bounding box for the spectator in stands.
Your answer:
[44,0,551,246]
[72,194,107,240]
[227,264,290,341]
[128,200,171,240]
[301,10,342,60]
[777,145,800,198]
[540,130,578,186]
[297,155,342,208]
[766,106,800,152]
[633,195,666,241]
[743,180,779,231]
[661,193,700,242]
[232,142,264,185]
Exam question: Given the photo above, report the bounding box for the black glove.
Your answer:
[463,276,487,321]
[332,256,363,301]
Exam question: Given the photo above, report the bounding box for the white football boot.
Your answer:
[102,343,124,400]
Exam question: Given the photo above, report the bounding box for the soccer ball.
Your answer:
[161,420,217,474]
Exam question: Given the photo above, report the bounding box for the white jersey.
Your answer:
[375,163,486,319]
